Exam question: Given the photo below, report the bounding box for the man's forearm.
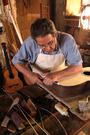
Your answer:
[57,65,83,80]
[14,63,43,85]
[13,63,32,77]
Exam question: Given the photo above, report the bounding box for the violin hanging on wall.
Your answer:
[1,42,23,93]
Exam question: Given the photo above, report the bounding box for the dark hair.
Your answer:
[30,18,57,39]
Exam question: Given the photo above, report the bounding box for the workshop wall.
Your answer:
[54,0,90,67]
[10,0,50,41]
[54,0,66,32]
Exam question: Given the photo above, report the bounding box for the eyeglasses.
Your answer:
[38,39,54,49]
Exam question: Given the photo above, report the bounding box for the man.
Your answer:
[12,18,82,85]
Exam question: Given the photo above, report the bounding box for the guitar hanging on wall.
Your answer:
[1,42,23,93]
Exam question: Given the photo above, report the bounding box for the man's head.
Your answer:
[30,18,58,53]
[30,18,57,39]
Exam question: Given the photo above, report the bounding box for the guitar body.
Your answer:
[52,66,90,86]
[3,66,23,93]
[59,67,90,86]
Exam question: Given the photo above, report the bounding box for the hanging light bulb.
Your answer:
[80,4,90,29]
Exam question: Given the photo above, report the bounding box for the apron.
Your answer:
[31,32,66,75]
[31,49,65,75]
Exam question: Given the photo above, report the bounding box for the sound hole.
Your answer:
[83,71,90,76]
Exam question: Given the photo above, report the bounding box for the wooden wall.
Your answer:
[10,0,50,41]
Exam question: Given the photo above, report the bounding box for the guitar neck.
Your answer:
[2,42,14,78]
[0,62,4,87]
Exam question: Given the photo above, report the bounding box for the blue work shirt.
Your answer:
[12,32,82,66]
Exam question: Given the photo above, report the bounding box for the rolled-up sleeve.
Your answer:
[12,42,29,64]
[12,37,40,65]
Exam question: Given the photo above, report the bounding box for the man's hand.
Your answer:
[24,72,43,85]
[42,72,58,85]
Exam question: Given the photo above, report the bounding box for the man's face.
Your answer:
[36,34,57,53]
